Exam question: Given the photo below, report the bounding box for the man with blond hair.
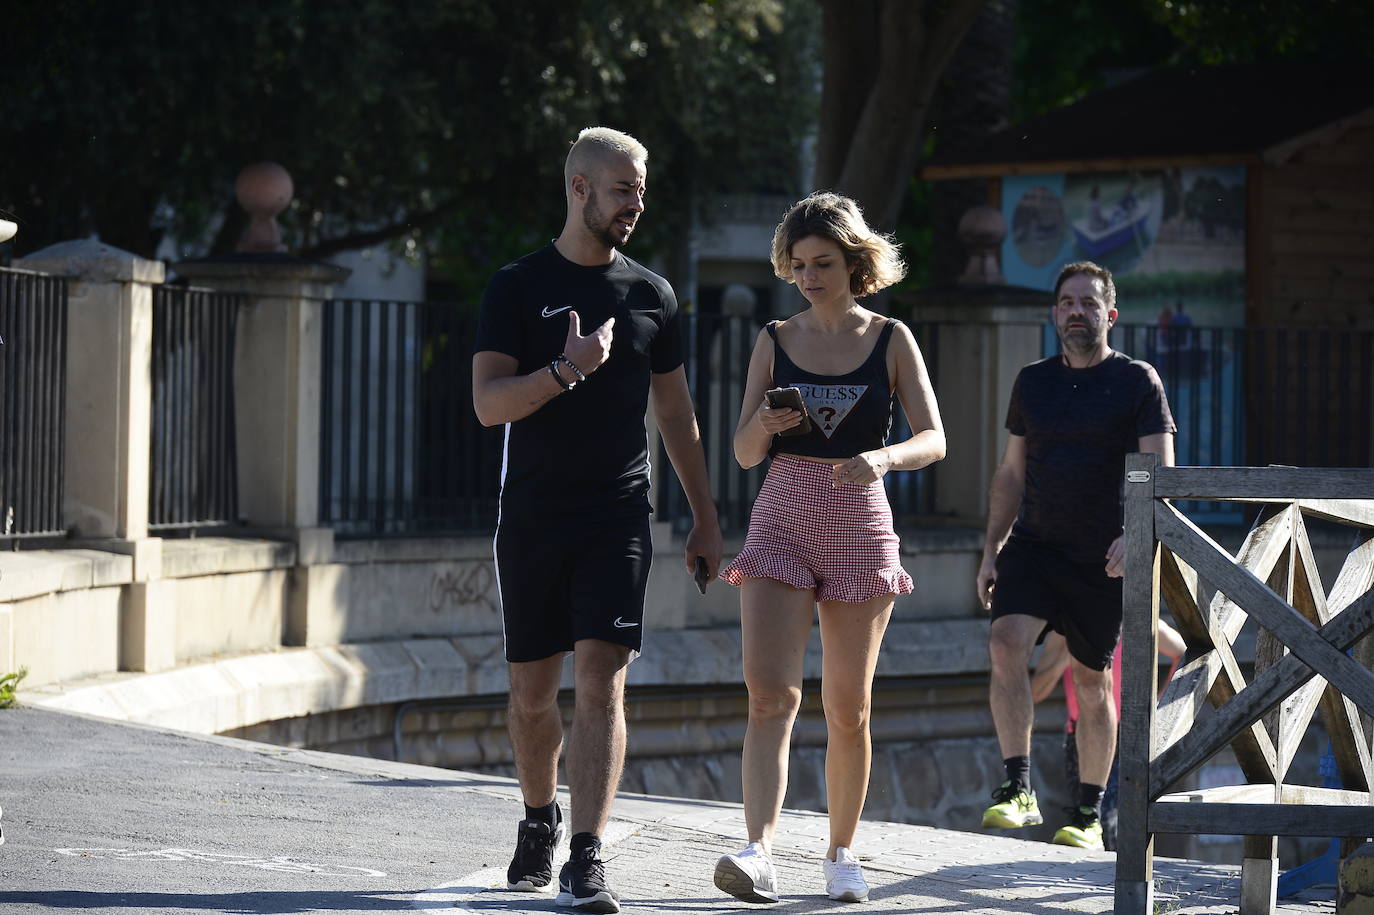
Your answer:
[975,260,1174,850]
[472,127,721,912]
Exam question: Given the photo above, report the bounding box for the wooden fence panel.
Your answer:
[1115,463,1374,915]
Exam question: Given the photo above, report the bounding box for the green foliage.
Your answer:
[893,173,935,292]
[1146,0,1374,64]
[1011,0,1178,120]
[1,0,816,292]
[1011,0,1374,121]
[0,668,27,709]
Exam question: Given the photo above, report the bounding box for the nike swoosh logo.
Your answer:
[613,617,639,629]
[541,305,573,318]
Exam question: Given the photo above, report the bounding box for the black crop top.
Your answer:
[767,319,899,460]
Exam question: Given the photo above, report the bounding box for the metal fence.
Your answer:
[657,312,938,532]
[317,301,1374,538]
[149,285,241,531]
[0,267,68,540]
[1048,322,1374,523]
[319,299,502,536]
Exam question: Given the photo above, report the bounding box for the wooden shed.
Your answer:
[922,62,1374,329]
[920,63,1374,470]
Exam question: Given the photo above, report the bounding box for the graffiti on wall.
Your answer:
[427,563,496,614]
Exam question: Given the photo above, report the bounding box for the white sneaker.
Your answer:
[823,847,869,902]
[714,842,779,903]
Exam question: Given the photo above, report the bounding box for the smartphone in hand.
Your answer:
[764,386,813,436]
[693,556,710,595]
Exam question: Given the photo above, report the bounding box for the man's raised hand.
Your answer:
[564,311,614,376]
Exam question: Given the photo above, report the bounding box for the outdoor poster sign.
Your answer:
[1000,166,1246,328]
[1000,166,1249,488]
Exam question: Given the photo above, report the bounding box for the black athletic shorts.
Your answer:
[495,510,653,663]
[989,537,1122,671]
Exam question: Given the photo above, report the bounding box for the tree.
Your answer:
[1146,0,1374,64]
[812,0,989,231]
[2,0,816,288]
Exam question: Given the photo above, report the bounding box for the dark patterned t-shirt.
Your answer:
[1006,351,1175,562]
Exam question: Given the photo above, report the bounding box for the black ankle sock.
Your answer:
[1003,755,1031,791]
[1077,783,1105,816]
[524,800,558,826]
[570,832,601,857]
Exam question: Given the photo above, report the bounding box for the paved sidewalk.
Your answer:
[0,707,1336,914]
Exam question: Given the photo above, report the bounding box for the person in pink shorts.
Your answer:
[713,192,945,904]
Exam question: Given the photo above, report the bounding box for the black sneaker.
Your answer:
[506,807,566,891]
[555,844,621,913]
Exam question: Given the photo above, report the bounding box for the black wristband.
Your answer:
[559,354,586,383]
[549,360,574,391]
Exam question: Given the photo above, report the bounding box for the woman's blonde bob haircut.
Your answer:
[771,192,906,297]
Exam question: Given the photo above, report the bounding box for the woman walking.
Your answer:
[715,192,945,903]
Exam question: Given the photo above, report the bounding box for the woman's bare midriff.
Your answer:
[777,452,845,465]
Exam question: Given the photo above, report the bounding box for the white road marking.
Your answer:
[55,847,386,877]
[410,820,639,913]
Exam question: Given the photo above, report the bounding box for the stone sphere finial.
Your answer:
[234,162,294,253]
[957,204,1007,285]
[720,283,757,318]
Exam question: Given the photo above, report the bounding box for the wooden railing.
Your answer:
[1115,458,1374,914]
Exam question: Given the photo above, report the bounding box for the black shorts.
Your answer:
[495,511,652,663]
[989,537,1122,671]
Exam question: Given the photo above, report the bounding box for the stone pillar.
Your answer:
[175,256,348,533]
[905,292,1046,524]
[176,256,347,648]
[17,241,172,671]
[16,241,163,547]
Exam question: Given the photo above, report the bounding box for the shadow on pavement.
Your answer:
[0,890,425,913]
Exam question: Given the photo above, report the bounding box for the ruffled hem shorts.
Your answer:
[720,454,914,603]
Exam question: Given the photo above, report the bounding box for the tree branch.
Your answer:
[296,199,463,261]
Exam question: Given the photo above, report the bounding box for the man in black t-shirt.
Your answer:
[974,261,1175,852]
[472,127,722,913]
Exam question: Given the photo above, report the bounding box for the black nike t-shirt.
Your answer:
[473,243,683,521]
[1006,351,1175,561]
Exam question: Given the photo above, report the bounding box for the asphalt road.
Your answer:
[0,707,521,913]
[0,707,1338,915]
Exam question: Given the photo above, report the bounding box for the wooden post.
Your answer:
[1116,452,1161,914]
[1241,528,1292,915]
[1241,834,1279,914]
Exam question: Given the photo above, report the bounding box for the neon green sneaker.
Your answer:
[981,781,1043,828]
[1053,806,1105,849]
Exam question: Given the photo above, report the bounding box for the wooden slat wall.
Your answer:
[1254,125,1374,329]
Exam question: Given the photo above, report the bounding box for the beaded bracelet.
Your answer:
[549,359,574,391]
[559,354,587,383]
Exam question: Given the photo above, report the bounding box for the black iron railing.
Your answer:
[1045,322,1374,471]
[317,301,1373,539]
[149,285,241,530]
[319,299,502,535]
[1043,322,1374,522]
[0,267,68,540]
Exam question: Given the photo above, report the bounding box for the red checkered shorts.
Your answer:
[720,454,914,602]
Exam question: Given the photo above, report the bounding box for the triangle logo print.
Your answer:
[797,383,868,439]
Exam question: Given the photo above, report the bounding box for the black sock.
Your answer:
[570,832,601,858]
[1003,755,1031,792]
[524,800,558,827]
[1077,783,1106,816]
